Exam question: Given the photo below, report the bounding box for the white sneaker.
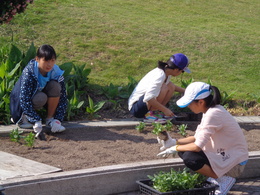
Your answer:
[46,118,65,133]
[207,176,236,195]
[18,114,34,129]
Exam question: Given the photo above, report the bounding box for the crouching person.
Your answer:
[10,45,67,139]
[157,82,248,195]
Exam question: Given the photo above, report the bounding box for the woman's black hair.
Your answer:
[157,57,181,70]
[202,86,221,108]
[36,45,57,61]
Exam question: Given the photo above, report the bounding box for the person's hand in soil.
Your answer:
[33,121,42,137]
[157,131,176,151]
[33,121,46,141]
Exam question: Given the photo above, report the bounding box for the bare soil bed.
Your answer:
[0,122,259,171]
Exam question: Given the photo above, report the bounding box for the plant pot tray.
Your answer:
[136,179,218,195]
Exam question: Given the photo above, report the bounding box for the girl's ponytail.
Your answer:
[205,86,221,107]
[157,61,168,70]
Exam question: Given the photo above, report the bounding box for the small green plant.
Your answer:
[135,122,146,132]
[148,168,206,192]
[86,95,106,119]
[66,89,85,120]
[102,83,120,100]
[151,121,176,135]
[118,76,138,99]
[248,93,260,103]
[24,132,35,147]
[9,128,23,142]
[164,120,176,131]
[151,123,166,135]
[177,124,188,137]
[180,77,194,88]
[221,90,236,108]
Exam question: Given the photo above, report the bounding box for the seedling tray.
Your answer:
[136,179,218,195]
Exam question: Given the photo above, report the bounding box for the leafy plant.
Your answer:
[67,63,91,91]
[66,89,85,121]
[151,121,176,135]
[164,120,176,131]
[9,128,23,142]
[180,77,194,88]
[135,122,146,132]
[177,124,188,137]
[24,132,35,147]
[247,93,260,103]
[0,43,36,124]
[118,76,138,99]
[102,83,120,100]
[221,90,236,108]
[148,168,206,192]
[86,95,106,119]
[9,129,35,147]
[151,123,166,135]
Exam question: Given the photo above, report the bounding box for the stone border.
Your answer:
[1,151,260,195]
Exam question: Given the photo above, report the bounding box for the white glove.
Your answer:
[157,131,177,151]
[157,145,179,158]
[33,121,42,137]
[47,118,65,133]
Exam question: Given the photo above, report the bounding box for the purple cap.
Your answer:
[170,53,191,73]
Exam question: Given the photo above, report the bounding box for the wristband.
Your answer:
[176,145,179,151]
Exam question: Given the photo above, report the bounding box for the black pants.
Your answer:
[178,151,211,171]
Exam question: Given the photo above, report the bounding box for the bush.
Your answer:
[0,0,34,24]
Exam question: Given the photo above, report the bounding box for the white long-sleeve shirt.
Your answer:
[128,68,171,110]
[194,105,248,177]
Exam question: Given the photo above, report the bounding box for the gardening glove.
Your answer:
[157,145,178,158]
[33,121,43,138]
[46,118,65,133]
[157,131,177,151]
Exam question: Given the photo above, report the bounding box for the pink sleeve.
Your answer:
[194,114,223,149]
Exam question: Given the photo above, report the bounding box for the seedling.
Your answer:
[151,123,166,135]
[152,121,175,135]
[165,120,176,131]
[135,122,146,132]
[177,124,188,137]
[86,95,106,119]
[24,132,35,147]
[9,128,23,142]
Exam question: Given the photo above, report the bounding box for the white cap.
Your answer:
[177,82,211,108]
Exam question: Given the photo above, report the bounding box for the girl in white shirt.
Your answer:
[128,53,190,123]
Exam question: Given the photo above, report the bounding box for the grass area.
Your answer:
[0,0,259,101]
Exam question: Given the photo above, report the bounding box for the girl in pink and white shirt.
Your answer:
[157,82,248,195]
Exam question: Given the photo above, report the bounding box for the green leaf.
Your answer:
[21,42,36,67]
[59,62,73,77]
[77,101,84,109]
[7,45,22,72]
[93,101,106,112]
[88,95,94,108]
[8,61,22,77]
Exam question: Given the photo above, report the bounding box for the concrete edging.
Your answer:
[1,151,260,195]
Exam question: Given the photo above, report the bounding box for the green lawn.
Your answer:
[0,0,259,100]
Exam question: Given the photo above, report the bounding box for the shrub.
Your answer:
[0,0,34,24]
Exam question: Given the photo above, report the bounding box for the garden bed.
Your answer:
[0,122,259,171]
